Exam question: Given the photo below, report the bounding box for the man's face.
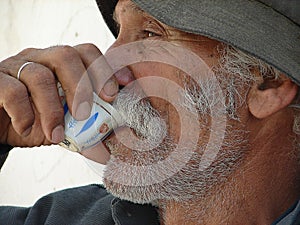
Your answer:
[102,0,249,204]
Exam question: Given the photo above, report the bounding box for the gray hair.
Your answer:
[218,45,300,135]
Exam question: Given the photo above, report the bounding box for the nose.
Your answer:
[106,39,135,87]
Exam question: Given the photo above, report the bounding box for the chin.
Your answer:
[102,150,242,206]
[103,176,161,204]
[102,122,249,205]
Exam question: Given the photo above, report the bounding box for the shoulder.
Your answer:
[0,184,116,225]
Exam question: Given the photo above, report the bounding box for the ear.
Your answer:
[247,79,298,119]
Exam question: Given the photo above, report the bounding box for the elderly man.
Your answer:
[0,0,299,224]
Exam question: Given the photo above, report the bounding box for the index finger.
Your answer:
[18,46,94,121]
[74,43,119,103]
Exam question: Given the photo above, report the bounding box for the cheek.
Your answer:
[132,62,184,86]
[131,63,187,108]
[130,62,187,141]
[148,97,181,142]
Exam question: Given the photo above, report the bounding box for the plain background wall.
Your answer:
[0,0,115,206]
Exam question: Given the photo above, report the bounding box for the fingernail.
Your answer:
[114,67,134,85]
[22,126,32,137]
[75,101,91,120]
[51,125,65,143]
[103,79,118,97]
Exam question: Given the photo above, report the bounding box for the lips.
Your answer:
[104,130,116,154]
[79,125,135,164]
[79,132,114,164]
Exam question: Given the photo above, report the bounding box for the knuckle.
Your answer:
[55,45,79,63]
[17,110,35,127]
[78,43,99,53]
[5,86,34,132]
[14,120,34,137]
[5,82,28,103]
[30,67,55,87]
[13,92,30,107]
[17,48,36,58]
[48,108,64,123]
[0,60,12,74]
[0,56,20,74]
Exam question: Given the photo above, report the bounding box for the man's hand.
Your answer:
[0,43,118,147]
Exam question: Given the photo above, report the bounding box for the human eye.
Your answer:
[143,30,161,39]
[140,19,164,39]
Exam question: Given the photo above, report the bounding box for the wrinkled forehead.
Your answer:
[115,0,143,13]
[113,0,148,24]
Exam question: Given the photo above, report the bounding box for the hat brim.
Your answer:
[96,0,300,85]
[96,0,118,38]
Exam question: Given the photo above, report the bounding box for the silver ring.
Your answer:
[17,62,34,80]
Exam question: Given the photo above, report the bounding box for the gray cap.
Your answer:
[96,0,300,84]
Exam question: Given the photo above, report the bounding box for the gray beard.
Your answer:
[103,132,247,205]
[102,78,249,204]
